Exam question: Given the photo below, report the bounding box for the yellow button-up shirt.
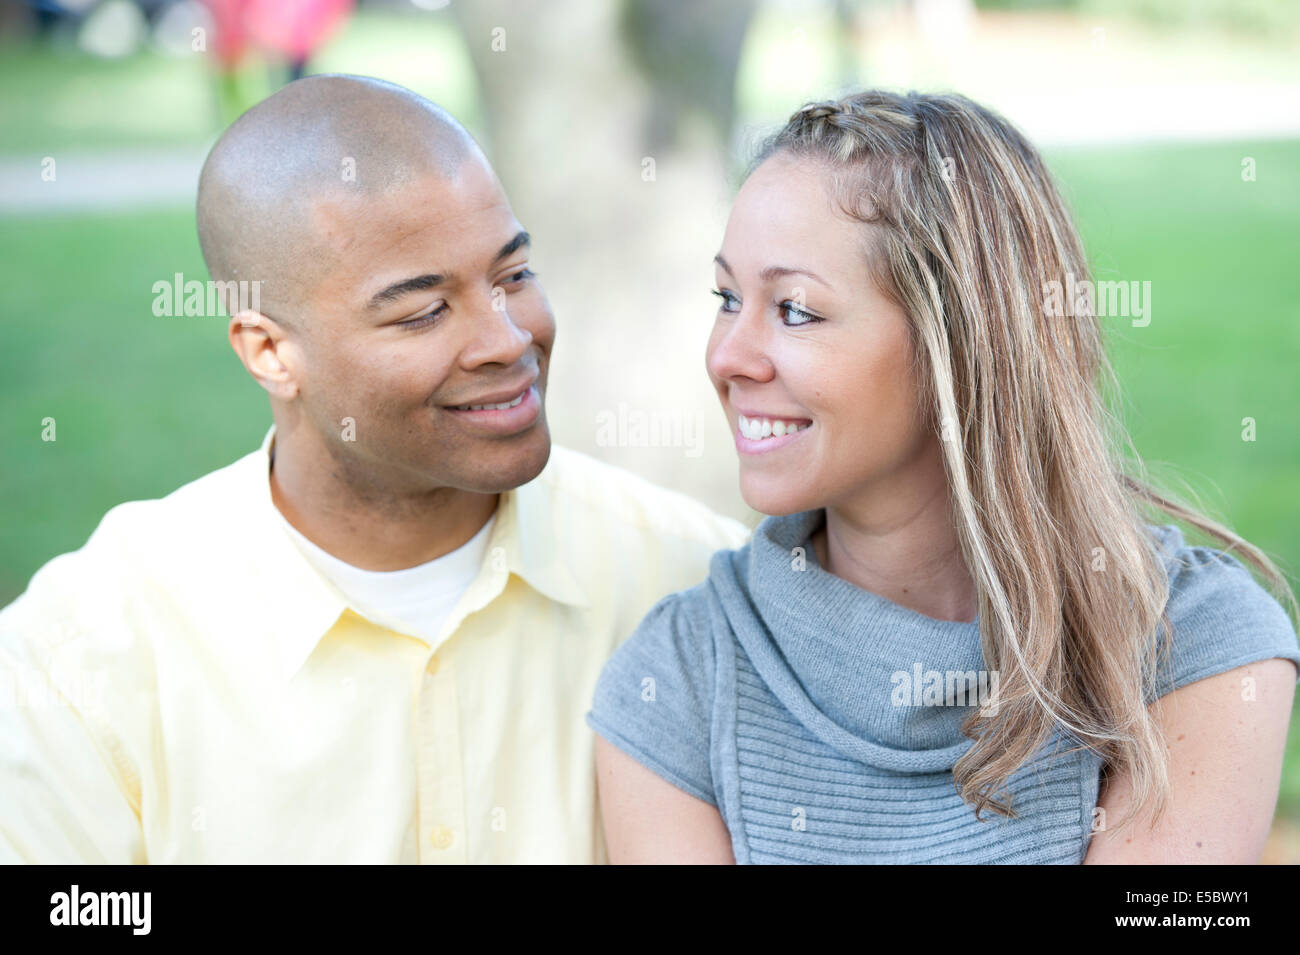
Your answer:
[0,426,749,863]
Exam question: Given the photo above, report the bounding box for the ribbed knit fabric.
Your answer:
[587,510,1300,864]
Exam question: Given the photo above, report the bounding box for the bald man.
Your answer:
[0,75,748,864]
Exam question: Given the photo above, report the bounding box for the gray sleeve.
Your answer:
[1147,526,1300,704]
[586,590,717,806]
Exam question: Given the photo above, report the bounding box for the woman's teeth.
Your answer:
[453,392,525,411]
[738,414,810,440]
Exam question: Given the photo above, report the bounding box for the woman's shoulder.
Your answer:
[613,571,729,663]
[586,568,731,807]
[1145,522,1300,700]
[1149,522,1293,629]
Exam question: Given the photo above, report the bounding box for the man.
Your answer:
[0,75,748,863]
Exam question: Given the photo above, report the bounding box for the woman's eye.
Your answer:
[711,288,739,313]
[398,303,448,329]
[779,301,820,327]
[502,267,535,286]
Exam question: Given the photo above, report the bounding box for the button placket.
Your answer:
[416,650,466,863]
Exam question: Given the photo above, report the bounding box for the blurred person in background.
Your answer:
[201,0,355,118]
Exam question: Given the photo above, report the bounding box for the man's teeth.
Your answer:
[738,414,810,440]
[454,392,526,411]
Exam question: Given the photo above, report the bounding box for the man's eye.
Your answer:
[779,301,820,327]
[711,288,739,312]
[398,303,448,329]
[503,267,535,285]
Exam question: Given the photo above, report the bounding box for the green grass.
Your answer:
[0,42,216,152]
[1049,139,1300,581]
[1045,139,1300,813]
[0,10,481,154]
[0,207,268,585]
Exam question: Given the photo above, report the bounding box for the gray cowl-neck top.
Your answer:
[587,509,1300,863]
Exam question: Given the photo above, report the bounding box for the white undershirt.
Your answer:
[276,509,496,645]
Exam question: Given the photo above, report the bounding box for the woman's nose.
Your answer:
[707,310,775,384]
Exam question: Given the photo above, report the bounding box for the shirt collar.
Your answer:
[251,424,587,682]
[490,454,589,611]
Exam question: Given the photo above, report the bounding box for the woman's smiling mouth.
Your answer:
[734,412,813,454]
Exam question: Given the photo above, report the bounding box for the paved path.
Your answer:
[0,145,211,214]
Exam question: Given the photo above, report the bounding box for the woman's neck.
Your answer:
[813,450,978,624]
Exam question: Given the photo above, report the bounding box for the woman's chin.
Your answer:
[738,475,820,518]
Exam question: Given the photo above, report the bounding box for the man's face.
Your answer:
[285,155,555,496]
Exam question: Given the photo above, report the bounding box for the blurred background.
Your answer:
[1,0,1297,858]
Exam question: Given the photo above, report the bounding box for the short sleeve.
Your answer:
[586,589,717,805]
[1146,524,1300,704]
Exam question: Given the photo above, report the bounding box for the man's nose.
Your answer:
[460,287,533,368]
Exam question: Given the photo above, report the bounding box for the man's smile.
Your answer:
[442,383,542,434]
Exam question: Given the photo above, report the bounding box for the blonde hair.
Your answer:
[753,90,1298,831]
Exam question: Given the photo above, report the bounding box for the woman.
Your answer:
[585,90,1300,864]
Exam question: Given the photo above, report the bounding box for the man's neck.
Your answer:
[268,432,499,572]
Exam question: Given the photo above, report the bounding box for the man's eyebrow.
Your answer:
[366,273,446,310]
[495,230,530,262]
[365,232,531,311]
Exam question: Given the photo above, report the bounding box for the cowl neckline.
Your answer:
[709,508,987,773]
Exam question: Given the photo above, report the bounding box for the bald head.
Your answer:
[196,74,486,320]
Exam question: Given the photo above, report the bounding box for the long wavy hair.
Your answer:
[751,90,1298,831]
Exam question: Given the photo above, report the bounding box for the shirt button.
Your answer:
[427,654,440,675]
[430,826,454,849]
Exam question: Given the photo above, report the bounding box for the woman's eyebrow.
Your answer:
[714,253,831,289]
[759,265,831,288]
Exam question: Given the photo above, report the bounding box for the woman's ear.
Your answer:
[228,310,301,400]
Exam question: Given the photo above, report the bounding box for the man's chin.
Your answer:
[463,426,552,493]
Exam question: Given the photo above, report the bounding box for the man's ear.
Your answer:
[228,310,301,400]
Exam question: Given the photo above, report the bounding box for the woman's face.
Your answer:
[706,152,934,517]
